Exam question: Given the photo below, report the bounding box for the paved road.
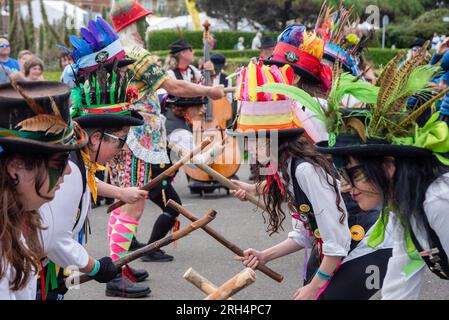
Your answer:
[66,165,449,300]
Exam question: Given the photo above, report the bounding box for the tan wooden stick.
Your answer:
[204,268,256,300]
[183,267,233,300]
[223,87,236,93]
[168,142,266,211]
[168,200,283,283]
[107,137,212,212]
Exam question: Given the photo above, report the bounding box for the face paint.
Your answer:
[47,153,69,191]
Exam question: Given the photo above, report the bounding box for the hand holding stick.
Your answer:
[168,200,283,283]
[168,142,266,211]
[107,138,213,213]
[67,210,217,287]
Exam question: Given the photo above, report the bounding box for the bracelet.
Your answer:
[316,269,332,281]
[87,259,101,277]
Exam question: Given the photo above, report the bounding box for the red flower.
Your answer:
[126,87,139,103]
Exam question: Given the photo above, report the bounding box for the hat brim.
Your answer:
[226,128,305,140]
[169,46,193,55]
[263,59,320,84]
[0,128,88,154]
[74,110,144,129]
[315,134,432,158]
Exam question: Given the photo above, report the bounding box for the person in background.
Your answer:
[432,32,441,50]
[0,38,19,73]
[259,36,276,60]
[24,56,45,81]
[17,50,33,79]
[251,32,262,50]
[234,37,245,51]
[210,53,232,102]
[399,38,430,69]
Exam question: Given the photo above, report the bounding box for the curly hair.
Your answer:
[253,136,345,235]
[0,152,47,291]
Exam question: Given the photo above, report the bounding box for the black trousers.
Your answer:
[317,248,392,300]
[147,164,182,216]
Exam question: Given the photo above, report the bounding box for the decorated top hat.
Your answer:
[0,81,87,153]
[262,48,449,163]
[315,4,365,77]
[111,0,153,32]
[169,39,193,55]
[263,24,332,93]
[226,62,304,140]
[67,16,135,77]
[69,17,144,129]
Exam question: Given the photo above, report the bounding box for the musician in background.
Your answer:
[165,39,215,83]
[210,53,233,102]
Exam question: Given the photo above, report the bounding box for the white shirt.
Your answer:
[167,65,202,83]
[213,72,233,102]
[0,264,36,300]
[287,160,351,257]
[382,172,449,299]
[40,161,90,270]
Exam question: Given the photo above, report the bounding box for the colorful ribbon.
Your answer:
[80,147,106,203]
[263,164,285,195]
[393,112,449,165]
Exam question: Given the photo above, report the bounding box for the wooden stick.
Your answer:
[168,142,266,211]
[204,268,256,300]
[168,200,284,283]
[106,137,213,213]
[67,210,217,287]
[223,87,236,93]
[183,267,233,300]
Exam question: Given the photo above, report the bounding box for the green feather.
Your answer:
[256,84,326,121]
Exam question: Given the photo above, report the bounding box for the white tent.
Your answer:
[20,0,88,30]
[147,12,263,32]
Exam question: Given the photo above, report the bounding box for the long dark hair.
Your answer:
[0,152,48,291]
[351,155,449,236]
[254,136,345,235]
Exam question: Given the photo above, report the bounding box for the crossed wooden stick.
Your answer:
[184,267,256,300]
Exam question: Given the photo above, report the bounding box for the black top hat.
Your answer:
[260,36,276,49]
[210,53,226,66]
[0,81,88,153]
[410,38,426,49]
[169,39,193,54]
[165,95,207,108]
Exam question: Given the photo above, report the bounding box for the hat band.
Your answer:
[74,102,132,116]
[78,40,126,70]
[0,122,79,146]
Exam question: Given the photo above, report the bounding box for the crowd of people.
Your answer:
[1,0,449,302]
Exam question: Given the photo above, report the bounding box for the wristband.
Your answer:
[87,259,101,276]
[316,269,332,281]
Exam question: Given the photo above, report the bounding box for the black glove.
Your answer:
[89,257,121,283]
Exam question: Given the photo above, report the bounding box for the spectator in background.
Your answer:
[58,52,74,82]
[432,32,441,50]
[17,50,33,78]
[399,38,430,69]
[251,32,262,50]
[259,36,276,60]
[0,38,19,72]
[234,37,245,51]
[24,56,45,81]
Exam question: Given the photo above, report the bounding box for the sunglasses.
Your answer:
[0,44,11,48]
[338,164,369,189]
[103,132,127,149]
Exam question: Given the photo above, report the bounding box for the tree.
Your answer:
[198,0,251,30]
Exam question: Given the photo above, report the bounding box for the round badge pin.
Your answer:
[95,51,110,63]
[314,229,321,239]
[299,204,310,213]
[350,225,365,242]
[285,51,299,63]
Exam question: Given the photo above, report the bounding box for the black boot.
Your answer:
[105,274,151,298]
[141,249,174,262]
[127,266,149,282]
[129,236,146,252]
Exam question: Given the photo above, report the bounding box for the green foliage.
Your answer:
[364,48,403,68]
[147,30,278,51]
[385,9,449,48]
